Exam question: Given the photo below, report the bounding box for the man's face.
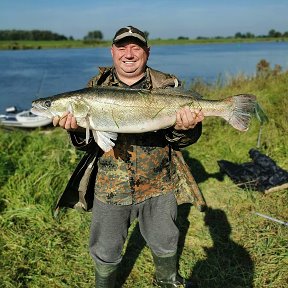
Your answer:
[111,38,150,80]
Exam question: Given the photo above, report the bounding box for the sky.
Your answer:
[0,0,287,40]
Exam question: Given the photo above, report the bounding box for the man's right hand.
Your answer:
[52,112,79,130]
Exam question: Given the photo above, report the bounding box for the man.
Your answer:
[53,26,204,288]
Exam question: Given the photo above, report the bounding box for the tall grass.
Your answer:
[0,66,287,287]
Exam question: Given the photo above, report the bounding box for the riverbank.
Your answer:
[0,37,287,50]
[0,69,287,287]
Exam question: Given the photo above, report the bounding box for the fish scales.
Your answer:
[68,88,201,132]
[82,91,174,132]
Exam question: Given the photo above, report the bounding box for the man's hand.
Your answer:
[52,112,79,130]
[174,107,204,130]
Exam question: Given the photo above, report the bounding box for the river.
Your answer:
[0,41,287,112]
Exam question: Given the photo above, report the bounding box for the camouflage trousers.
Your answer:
[89,192,179,265]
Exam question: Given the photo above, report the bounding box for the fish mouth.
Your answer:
[31,103,49,116]
[31,101,49,109]
[30,107,42,116]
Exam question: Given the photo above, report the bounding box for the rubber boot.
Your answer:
[95,262,118,288]
[152,252,197,288]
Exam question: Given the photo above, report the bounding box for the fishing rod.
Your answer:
[253,211,288,227]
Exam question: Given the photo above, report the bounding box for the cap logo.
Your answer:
[127,27,133,34]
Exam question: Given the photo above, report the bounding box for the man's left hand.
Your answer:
[174,107,204,130]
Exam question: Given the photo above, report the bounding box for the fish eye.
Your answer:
[44,100,51,107]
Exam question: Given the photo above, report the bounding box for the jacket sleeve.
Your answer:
[165,122,202,149]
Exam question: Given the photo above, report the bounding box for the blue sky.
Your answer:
[1,0,287,40]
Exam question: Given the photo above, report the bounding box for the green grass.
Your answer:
[0,68,287,287]
[0,40,112,50]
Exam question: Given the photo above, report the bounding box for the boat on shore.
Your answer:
[0,106,52,128]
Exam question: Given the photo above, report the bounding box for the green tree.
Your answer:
[245,32,255,38]
[84,30,103,40]
[177,36,189,40]
[268,29,282,38]
[235,32,243,38]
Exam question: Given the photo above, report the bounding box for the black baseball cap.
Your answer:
[112,26,147,46]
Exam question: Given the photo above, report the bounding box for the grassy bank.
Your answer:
[0,68,287,287]
[0,37,287,50]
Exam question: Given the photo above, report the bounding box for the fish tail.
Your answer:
[223,94,256,131]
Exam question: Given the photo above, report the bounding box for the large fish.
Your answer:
[31,86,257,152]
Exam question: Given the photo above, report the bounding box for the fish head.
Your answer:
[31,95,89,119]
[31,95,70,118]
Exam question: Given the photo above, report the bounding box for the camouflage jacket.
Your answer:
[55,66,204,212]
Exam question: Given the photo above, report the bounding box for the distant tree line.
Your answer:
[0,29,151,42]
[196,29,288,40]
[1,28,287,41]
[234,29,288,39]
[0,30,72,41]
[0,29,106,42]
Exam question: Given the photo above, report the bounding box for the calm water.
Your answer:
[0,42,287,112]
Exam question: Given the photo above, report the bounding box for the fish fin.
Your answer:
[224,94,256,131]
[92,130,118,152]
[85,125,90,144]
[67,103,73,114]
[78,116,90,144]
